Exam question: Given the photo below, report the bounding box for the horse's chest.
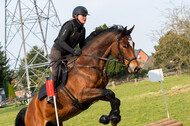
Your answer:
[85,71,108,88]
[93,75,108,88]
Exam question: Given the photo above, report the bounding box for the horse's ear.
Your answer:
[128,25,135,34]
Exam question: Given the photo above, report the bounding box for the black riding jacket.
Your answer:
[53,18,86,55]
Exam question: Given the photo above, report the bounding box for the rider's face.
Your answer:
[77,15,87,24]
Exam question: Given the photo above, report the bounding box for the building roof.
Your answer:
[0,88,5,94]
[134,49,154,68]
[135,49,149,57]
[135,49,141,57]
[142,56,154,69]
[0,88,4,91]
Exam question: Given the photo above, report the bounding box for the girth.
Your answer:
[56,60,91,110]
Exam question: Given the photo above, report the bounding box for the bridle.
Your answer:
[117,34,137,67]
[80,34,137,67]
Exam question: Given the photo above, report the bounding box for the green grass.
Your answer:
[0,104,27,126]
[0,73,190,126]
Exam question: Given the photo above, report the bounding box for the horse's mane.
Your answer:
[85,25,124,43]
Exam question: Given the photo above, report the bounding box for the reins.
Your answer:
[82,54,120,63]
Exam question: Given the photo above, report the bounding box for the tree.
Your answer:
[95,24,108,30]
[153,5,190,74]
[8,83,16,99]
[0,42,14,97]
[154,31,190,72]
[164,5,190,36]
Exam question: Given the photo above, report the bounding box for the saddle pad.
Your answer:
[38,84,47,101]
[38,72,68,101]
[38,64,68,101]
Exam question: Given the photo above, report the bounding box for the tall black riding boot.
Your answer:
[52,75,58,91]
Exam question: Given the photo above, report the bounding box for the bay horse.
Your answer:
[15,25,140,126]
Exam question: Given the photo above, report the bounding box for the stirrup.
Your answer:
[47,96,54,103]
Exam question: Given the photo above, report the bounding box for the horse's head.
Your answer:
[111,26,140,73]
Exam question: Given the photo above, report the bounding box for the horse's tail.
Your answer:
[15,107,27,126]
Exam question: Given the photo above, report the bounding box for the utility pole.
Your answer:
[5,0,61,96]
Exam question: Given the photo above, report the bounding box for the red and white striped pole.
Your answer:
[46,79,60,126]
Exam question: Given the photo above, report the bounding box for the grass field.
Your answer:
[0,73,190,126]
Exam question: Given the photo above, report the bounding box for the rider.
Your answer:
[47,6,89,102]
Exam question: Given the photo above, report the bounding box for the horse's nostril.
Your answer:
[134,67,140,73]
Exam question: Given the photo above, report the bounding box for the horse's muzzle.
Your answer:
[128,65,140,74]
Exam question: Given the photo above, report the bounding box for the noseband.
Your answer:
[117,35,137,67]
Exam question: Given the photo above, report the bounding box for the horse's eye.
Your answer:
[123,45,127,48]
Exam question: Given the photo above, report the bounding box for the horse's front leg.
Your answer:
[80,88,121,126]
[99,89,121,126]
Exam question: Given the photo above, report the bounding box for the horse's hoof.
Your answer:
[110,115,121,124]
[99,115,110,124]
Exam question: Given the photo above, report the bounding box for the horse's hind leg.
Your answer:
[99,89,121,126]
[15,107,27,126]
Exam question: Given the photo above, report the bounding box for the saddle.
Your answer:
[38,63,68,101]
[38,56,94,110]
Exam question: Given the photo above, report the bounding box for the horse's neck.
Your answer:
[81,33,115,69]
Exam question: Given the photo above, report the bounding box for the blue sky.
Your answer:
[0,0,190,56]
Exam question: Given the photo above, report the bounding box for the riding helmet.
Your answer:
[72,6,89,17]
